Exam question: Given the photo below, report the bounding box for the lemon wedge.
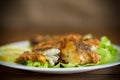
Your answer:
[0,46,30,62]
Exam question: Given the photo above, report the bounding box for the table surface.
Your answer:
[0,28,120,80]
[0,65,120,80]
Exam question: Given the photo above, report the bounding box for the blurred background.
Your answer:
[0,0,119,45]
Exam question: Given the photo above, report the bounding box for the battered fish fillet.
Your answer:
[60,34,99,64]
[16,48,60,65]
[16,51,46,63]
[32,35,62,50]
[16,34,100,65]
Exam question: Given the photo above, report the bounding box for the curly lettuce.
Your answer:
[95,36,118,64]
[24,60,49,68]
[23,60,79,68]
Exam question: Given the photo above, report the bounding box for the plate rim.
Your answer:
[0,41,120,74]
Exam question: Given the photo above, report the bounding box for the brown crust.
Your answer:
[16,34,100,65]
[16,51,46,63]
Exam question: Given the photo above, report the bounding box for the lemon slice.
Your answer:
[0,46,30,62]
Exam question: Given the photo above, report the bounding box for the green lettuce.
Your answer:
[26,60,48,68]
[60,63,79,68]
[23,60,80,68]
[50,63,79,68]
[96,36,118,64]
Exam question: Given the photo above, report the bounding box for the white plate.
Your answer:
[0,41,120,74]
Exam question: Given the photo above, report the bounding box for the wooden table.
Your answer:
[0,65,120,80]
[0,27,120,80]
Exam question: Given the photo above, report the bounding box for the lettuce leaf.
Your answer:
[60,63,79,68]
[96,36,118,64]
[23,60,80,68]
[49,63,79,68]
[26,60,48,68]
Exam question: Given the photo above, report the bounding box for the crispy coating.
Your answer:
[16,34,100,65]
[16,51,46,63]
[32,35,62,50]
[60,34,99,64]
